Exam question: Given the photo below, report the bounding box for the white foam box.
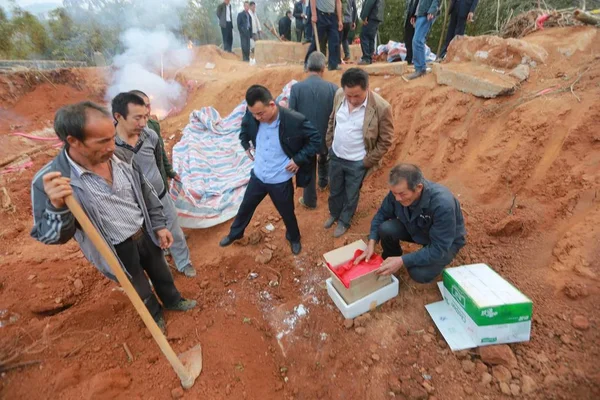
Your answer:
[426,263,533,351]
[323,240,391,304]
[327,275,399,319]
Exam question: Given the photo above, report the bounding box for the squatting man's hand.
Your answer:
[43,172,72,209]
[354,239,376,265]
[286,159,300,173]
[377,256,404,276]
[156,228,174,249]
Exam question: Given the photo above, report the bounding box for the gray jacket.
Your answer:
[289,75,338,155]
[416,0,440,17]
[30,148,167,280]
[360,0,384,23]
[216,2,232,29]
[343,0,358,24]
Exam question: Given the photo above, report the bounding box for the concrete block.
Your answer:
[362,62,407,76]
[433,62,519,99]
[254,40,308,64]
[509,64,530,82]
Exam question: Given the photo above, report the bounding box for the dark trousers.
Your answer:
[340,22,351,60]
[304,10,340,70]
[240,33,251,61]
[440,10,467,58]
[378,219,456,283]
[221,22,233,52]
[304,14,313,42]
[229,172,301,243]
[296,22,304,42]
[114,229,182,320]
[302,154,329,208]
[360,20,380,63]
[404,18,415,64]
[328,151,366,227]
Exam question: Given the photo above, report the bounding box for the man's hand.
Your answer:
[410,16,416,26]
[312,14,317,23]
[245,148,255,161]
[43,172,72,209]
[338,20,343,31]
[363,18,368,26]
[172,173,182,183]
[427,13,434,21]
[376,256,404,276]
[467,12,474,22]
[285,159,300,173]
[354,239,376,265]
[156,228,174,249]
[351,22,356,30]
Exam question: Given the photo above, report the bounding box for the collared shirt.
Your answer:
[253,114,295,184]
[226,4,232,22]
[332,95,368,161]
[316,0,336,13]
[115,128,166,198]
[65,152,144,245]
[250,10,262,33]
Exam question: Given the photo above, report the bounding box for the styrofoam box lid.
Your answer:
[445,264,531,307]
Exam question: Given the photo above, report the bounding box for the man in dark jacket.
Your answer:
[30,101,196,332]
[279,11,293,41]
[439,0,479,59]
[355,164,466,283]
[219,85,320,254]
[403,0,440,80]
[237,1,253,61]
[216,0,234,52]
[289,52,338,209]
[358,0,384,65]
[340,0,357,62]
[293,1,307,42]
[304,0,344,71]
[404,0,418,64]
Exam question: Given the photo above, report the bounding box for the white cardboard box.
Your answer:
[327,275,399,319]
[426,264,533,351]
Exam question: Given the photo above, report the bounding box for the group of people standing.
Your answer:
[217,0,264,62]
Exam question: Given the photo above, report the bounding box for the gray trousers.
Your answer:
[161,194,192,271]
[302,155,329,208]
[328,151,367,227]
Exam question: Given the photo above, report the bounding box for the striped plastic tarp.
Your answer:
[170,80,297,228]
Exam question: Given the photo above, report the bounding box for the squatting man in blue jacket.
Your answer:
[355,163,466,283]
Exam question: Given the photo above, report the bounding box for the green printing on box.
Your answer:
[443,264,533,327]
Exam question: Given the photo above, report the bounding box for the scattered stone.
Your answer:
[226,310,236,317]
[493,365,512,383]
[563,283,589,299]
[355,327,366,335]
[73,279,84,294]
[253,222,260,227]
[481,372,493,386]
[225,384,232,395]
[510,383,521,396]
[479,345,518,368]
[389,377,403,395]
[35,283,47,290]
[200,280,209,289]
[438,339,447,348]
[248,231,263,245]
[28,274,36,280]
[543,374,558,386]
[499,382,511,396]
[171,387,184,399]
[275,382,284,391]
[462,360,476,373]
[435,366,443,374]
[464,385,474,395]
[455,350,470,360]
[521,375,537,394]
[255,249,273,264]
[571,315,590,331]
[343,319,354,329]
[372,354,380,362]
[560,334,571,345]
[427,326,435,334]
[511,369,521,379]
[475,361,488,373]
[422,333,433,343]
[421,381,435,394]
[509,64,530,82]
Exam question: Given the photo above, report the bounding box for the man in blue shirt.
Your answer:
[355,163,466,283]
[219,85,320,254]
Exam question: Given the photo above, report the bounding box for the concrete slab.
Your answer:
[254,40,363,64]
[362,62,407,76]
[433,62,519,99]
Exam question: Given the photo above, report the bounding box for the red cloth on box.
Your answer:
[327,249,384,289]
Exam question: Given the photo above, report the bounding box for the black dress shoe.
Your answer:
[219,236,237,247]
[290,241,302,255]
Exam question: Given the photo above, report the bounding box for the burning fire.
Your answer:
[187,41,193,50]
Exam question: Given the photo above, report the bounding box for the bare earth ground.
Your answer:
[0,27,599,400]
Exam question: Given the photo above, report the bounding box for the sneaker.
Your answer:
[299,197,316,210]
[333,223,348,238]
[165,298,197,311]
[181,264,197,278]
[402,70,426,82]
[324,216,337,229]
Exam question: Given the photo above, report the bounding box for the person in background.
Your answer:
[403,0,440,80]
[30,102,196,332]
[439,0,479,60]
[356,164,466,283]
[325,68,394,238]
[340,0,357,62]
[217,0,234,53]
[237,1,253,62]
[219,85,320,255]
[293,0,306,42]
[304,0,343,71]
[404,0,418,64]
[249,1,263,41]
[113,93,196,279]
[289,52,338,209]
[358,0,384,65]
[303,0,313,43]
[279,10,293,41]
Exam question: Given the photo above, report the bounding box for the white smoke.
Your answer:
[105,28,193,120]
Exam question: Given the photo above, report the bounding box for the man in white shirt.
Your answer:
[325,68,394,237]
[249,1,263,41]
[217,0,234,52]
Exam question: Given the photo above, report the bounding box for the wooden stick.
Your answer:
[0,360,41,373]
[312,22,321,53]
[574,9,600,25]
[123,343,134,362]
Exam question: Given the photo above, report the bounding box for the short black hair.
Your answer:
[341,68,369,90]
[246,85,273,107]
[389,164,425,190]
[129,89,148,99]
[244,1,249,4]
[54,101,111,147]
[249,1,255,5]
[286,10,292,16]
[111,92,146,120]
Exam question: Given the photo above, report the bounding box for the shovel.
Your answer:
[65,195,203,389]
[312,22,321,53]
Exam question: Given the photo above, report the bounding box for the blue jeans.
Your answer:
[412,16,436,72]
[304,10,340,70]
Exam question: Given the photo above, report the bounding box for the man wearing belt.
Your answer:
[325,68,394,238]
[304,0,343,71]
[355,164,466,283]
[30,102,196,332]
[358,0,384,65]
[217,0,234,53]
[113,92,196,278]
